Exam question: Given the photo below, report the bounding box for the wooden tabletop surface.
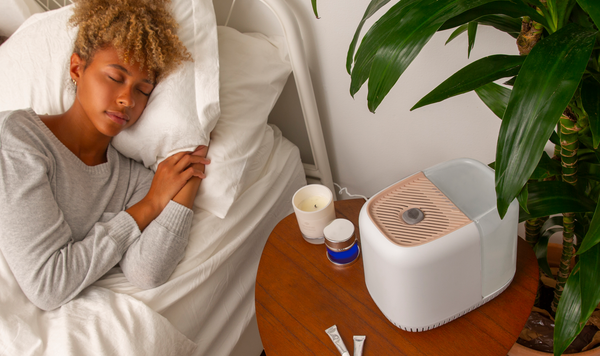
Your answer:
[256,199,539,356]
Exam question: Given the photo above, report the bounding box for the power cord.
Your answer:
[334,183,368,201]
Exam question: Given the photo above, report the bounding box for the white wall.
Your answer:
[275,0,519,199]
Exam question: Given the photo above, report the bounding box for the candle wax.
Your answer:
[298,196,329,212]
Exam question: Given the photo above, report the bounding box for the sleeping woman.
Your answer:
[0,0,207,310]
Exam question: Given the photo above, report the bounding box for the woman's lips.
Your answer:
[106,111,129,126]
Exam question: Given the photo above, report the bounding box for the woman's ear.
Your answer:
[69,53,84,84]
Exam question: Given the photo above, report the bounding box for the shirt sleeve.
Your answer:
[120,201,193,289]
[0,149,141,311]
[119,165,194,289]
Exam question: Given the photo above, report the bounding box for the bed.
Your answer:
[0,0,333,355]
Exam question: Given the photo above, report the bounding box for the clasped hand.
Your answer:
[147,145,210,211]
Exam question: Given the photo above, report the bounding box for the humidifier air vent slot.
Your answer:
[366,172,471,247]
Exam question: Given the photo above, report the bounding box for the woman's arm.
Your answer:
[0,149,140,310]
[126,147,209,230]
[119,145,209,289]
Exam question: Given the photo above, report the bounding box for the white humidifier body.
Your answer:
[359,158,519,332]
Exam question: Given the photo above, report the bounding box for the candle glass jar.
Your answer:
[292,184,336,244]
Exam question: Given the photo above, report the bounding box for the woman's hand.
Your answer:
[127,146,210,230]
[172,145,210,209]
[147,148,210,210]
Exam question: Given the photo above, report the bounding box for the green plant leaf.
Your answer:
[578,200,600,254]
[550,131,560,145]
[534,226,563,277]
[571,2,598,30]
[438,0,549,31]
[556,0,578,28]
[475,82,511,118]
[582,77,600,149]
[353,0,499,112]
[517,184,529,213]
[311,0,319,18]
[349,0,422,96]
[412,55,524,110]
[545,0,558,30]
[446,24,469,44]
[553,263,583,356]
[504,76,517,86]
[579,162,600,181]
[518,180,596,222]
[346,0,393,73]
[579,134,600,163]
[476,14,521,38]
[554,243,600,356]
[577,0,600,30]
[579,242,600,326]
[542,215,564,232]
[529,151,562,180]
[495,24,597,218]
[467,21,478,57]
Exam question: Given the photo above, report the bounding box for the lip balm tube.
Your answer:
[325,325,350,356]
[353,335,365,356]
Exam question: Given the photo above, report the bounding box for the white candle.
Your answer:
[292,184,336,244]
[298,196,329,212]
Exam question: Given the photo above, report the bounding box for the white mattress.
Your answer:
[0,124,306,356]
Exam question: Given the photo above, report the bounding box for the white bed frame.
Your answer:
[214,0,334,194]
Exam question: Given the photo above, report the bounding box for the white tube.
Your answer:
[353,335,366,356]
[325,325,350,356]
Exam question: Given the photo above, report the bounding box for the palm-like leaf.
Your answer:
[438,0,549,31]
[475,82,511,118]
[494,24,596,217]
[412,55,524,110]
[475,14,521,38]
[351,0,499,111]
[553,263,583,356]
[582,77,600,149]
[518,180,596,222]
[578,200,600,254]
[576,0,600,29]
[554,242,600,356]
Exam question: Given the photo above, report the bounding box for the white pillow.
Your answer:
[195,26,291,218]
[0,1,220,169]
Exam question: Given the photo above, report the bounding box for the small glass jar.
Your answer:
[323,219,360,266]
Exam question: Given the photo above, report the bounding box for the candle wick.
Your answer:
[314,204,317,208]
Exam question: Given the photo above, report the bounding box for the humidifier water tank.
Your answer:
[359,158,519,331]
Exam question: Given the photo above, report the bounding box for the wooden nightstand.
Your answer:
[256,199,538,355]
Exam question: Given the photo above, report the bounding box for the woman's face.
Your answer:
[71,46,155,138]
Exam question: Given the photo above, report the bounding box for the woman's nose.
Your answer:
[117,89,134,108]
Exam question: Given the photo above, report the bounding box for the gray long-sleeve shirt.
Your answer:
[0,109,193,310]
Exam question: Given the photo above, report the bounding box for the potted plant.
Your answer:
[310,0,600,355]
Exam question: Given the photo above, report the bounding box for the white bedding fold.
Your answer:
[0,255,196,356]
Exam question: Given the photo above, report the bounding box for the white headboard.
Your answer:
[33,0,335,194]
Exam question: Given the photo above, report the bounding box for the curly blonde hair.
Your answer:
[69,0,192,82]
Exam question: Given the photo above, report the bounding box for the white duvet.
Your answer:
[0,126,305,356]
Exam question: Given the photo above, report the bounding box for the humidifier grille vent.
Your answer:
[366,172,471,247]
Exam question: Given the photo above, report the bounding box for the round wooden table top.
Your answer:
[255,199,539,356]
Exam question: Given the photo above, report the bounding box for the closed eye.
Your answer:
[138,89,151,97]
[108,75,123,83]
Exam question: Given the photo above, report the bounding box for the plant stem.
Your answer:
[517,18,544,55]
[551,109,580,313]
[525,216,548,307]
[525,218,545,247]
